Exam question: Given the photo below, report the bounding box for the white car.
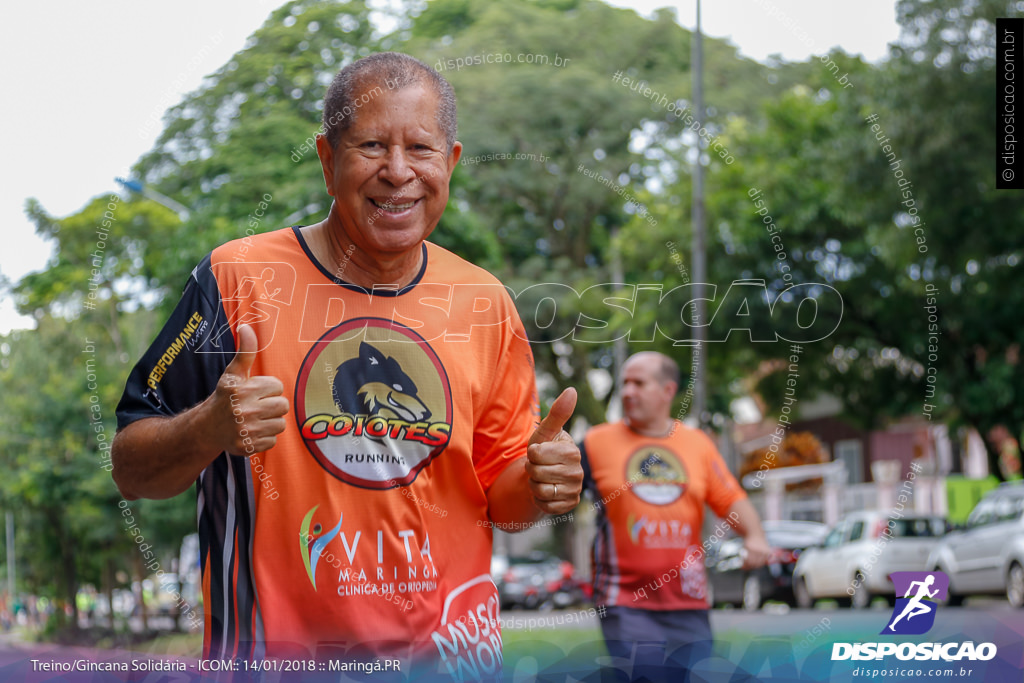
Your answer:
[792,511,947,609]
[928,483,1024,606]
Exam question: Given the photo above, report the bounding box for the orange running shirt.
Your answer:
[582,421,746,611]
[117,227,538,676]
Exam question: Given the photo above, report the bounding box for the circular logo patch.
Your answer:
[626,446,687,505]
[295,318,453,489]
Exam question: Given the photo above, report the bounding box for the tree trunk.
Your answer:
[170,571,183,633]
[1006,422,1024,479]
[963,411,1006,482]
[981,424,1006,482]
[132,551,148,631]
[104,292,125,357]
[63,536,79,631]
[103,557,115,629]
[49,511,79,631]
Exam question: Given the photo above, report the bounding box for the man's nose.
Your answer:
[379,146,418,186]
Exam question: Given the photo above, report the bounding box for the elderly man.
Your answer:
[582,351,769,679]
[112,52,582,674]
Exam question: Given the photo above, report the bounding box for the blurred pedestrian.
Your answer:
[582,352,770,680]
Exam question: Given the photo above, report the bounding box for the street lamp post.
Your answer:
[691,0,707,429]
[6,512,13,609]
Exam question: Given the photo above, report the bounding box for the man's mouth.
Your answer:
[371,198,418,212]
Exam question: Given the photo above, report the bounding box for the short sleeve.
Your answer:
[703,434,747,519]
[116,254,234,429]
[470,297,539,491]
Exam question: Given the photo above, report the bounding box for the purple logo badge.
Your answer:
[882,571,948,635]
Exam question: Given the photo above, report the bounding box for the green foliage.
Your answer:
[404,0,791,424]
[410,0,776,271]
[129,0,382,300]
[15,196,181,315]
[642,0,1022,478]
[0,318,126,621]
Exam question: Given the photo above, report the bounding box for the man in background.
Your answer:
[582,351,770,679]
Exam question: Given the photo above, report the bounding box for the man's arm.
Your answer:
[725,498,772,570]
[112,324,288,500]
[486,388,583,530]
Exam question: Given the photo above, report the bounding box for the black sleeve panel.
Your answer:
[116,254,234,429]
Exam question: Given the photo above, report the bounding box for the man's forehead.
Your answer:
[348,117,441,141]
[345,84,443,135]
[623,356,660,379]
[351,76,433,105]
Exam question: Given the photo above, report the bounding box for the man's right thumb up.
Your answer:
[225,323,258,378]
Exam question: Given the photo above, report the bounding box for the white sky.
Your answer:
[0,1,901,333]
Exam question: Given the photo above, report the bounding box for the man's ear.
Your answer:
[315,134,336,197]
[446,141,463,175]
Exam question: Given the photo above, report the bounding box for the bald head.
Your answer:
[322,51,457,152]
[624,352,680,391]
[620,352,680,432]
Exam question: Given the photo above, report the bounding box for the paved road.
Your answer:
[505,598,1024,632]
[710,597,1024,633]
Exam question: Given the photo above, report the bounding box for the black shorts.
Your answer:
[599,605,715,682]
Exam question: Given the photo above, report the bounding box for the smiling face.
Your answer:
[315,81,462,266]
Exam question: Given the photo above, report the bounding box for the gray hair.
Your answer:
[322,52,457,152]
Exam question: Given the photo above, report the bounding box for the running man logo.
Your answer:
[200,263,297,353]
[882,571,949,635]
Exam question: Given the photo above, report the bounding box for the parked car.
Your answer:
[792,511,948,609]
[706,520,828,611]
[494,552,586,610]
[928,483,1024,606]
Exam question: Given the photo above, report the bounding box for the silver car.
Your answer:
[928,483,1024,607]
[792,511,948,609]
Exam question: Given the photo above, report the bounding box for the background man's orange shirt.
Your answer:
[583,421,746,610]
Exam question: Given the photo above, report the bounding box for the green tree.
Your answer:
[634,0,1024,479]
[407,0,796,424]
[8,194,200,633]
[876,0,1024,475]
[127,0,384,305]
[0,316,130,633]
